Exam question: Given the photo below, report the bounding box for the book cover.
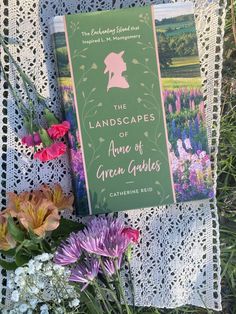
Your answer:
[50,2,213,215]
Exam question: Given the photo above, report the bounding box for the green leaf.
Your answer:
[41,240,52,253]
[28,229,42,243]
[7,217,25,242]
[51,218,84,241]
[80,290,104,314]
[15,249,31,267]
[22,239,40,252]
[0,259,17,270]
[43,108,59,126]
[0,248,16,257]
[38,128,53,147]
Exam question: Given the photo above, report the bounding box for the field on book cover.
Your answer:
[156,8,213,202]
[54,7,213,204]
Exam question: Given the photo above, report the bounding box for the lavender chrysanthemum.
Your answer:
[54,232,81,265]
[69,257,100,290]
[78,217,131,258]
[102,256,122,277]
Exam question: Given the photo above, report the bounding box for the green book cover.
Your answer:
[50,3,214,215]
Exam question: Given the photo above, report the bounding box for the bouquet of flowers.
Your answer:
[0,34,70,162]
[1,211,139,314]
[0,27,138,314]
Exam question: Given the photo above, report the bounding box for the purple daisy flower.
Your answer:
[54,232,82,265]
[78,217,131,258]
[69,257,100,290]
[102,256,122,277]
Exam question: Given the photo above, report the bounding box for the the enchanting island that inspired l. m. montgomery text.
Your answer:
[50,3,214,215]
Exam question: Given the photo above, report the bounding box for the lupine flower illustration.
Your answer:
[168,104,173,113]
[184,138,192,150]
[175,96,181,113]
[169,143,213,202]
[71,149,85,180]
[199,101,205,121]
[164,86,213,202]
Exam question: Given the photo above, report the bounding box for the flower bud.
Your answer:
[38,128,53,147]
[44,108,59,126]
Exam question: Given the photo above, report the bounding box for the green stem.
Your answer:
[114,259,132,314]
[84,290,104,314]
[93,280,112,314]
[0,34,45,102]
[99,257,123,314]
[126,256,136,313]
[0,61,30,116]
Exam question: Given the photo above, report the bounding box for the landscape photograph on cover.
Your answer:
[52,30,89,214]
[52,2,214,211]
[155,2,213,202]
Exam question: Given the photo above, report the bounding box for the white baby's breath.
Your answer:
[11,290,19,302]
[29,298,38,309]
[35,253,52,262]
[69,298,80,308]
[31,286,39,294]
[15,267,25,276]
[6,253,80,313]
[18,303,29,313]
[40,304,49,314]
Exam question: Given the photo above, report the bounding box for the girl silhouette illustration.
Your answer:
[104,51,129,92]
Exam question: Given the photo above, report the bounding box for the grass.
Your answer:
[162,56,201,78]
[156,18,195,37]
[170,56,200,67]
[156,21,195,37]
[59,76,72,86]
[162,77,201,89]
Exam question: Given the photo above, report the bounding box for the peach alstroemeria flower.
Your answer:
[7,191,32,217]
[40,184,74,211]
[17,199,60,237]
[7,191,43,217]
[0,214,16,251]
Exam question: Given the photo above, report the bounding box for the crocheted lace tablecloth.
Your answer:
[0,0,225,310]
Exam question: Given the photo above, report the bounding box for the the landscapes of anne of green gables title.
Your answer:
[52,2,213,214]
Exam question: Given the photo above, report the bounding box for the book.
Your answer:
[50,2,214,216]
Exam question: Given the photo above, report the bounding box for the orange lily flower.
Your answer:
[40,184,74,211]
[17,199,60,237]
[0,214,16,251]
[7,191,44,218]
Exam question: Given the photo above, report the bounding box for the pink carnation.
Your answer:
[121,227,140,244]
[34,142,67,162]
[47,121,70,140]
[21,133,42,147]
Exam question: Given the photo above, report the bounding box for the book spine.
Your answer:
[50,19,89,216]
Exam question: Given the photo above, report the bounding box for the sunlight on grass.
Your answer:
[162,77,202,89]
[170,56,200,67]
[59,77,72,87]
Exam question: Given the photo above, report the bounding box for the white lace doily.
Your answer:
[0,0,225,310]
